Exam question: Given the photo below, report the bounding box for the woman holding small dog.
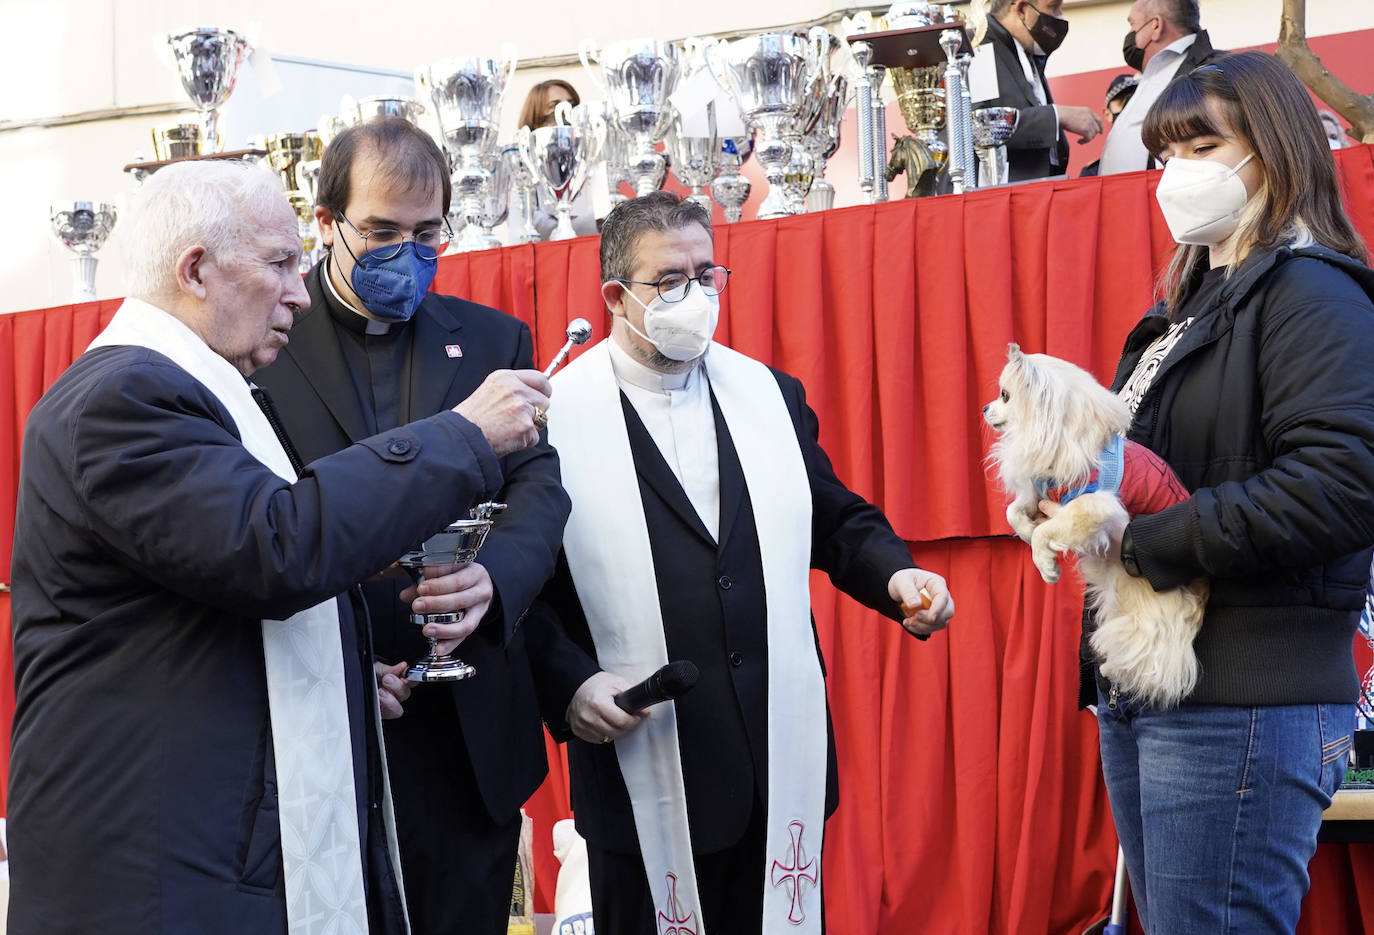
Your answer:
[1065,51,1374,934]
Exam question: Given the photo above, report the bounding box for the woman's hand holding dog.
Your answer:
[889,569,955,637]
[1038,499,1126,561]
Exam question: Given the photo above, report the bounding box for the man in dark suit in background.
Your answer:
[525,192,956,934]
[254,117,570,935]
[973,0,1104,181]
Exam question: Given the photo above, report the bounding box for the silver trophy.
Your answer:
[400,502,506,682]
[667,105,721,214]
[711,134,754,223]
[581,38,682,196]
[345,95,425,125]
[602,103,633,206]
[518,102,603,242]
[971,107,1020,187]
[166,27,251,154]
[417,48,518,253]
[801,67,848,213]
[473,146,515,250]
[50,202,117,302]
[708,31,826,219]
[507,144,543,245]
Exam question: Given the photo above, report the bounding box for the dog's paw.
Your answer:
[1033,551,1061,584]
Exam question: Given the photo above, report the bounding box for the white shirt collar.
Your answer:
[608,335,701,393]
[323,255,391,335]
[1143,33,1198,76]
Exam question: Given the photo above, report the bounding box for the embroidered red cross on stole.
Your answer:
[770,820,819,924]
[657,872,699,935]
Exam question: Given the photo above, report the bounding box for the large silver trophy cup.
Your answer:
[50,202,117,302]
[167,27,251,154]
[581,38,681,196]
[708,31,826,219]
[417,48,518,253]
[971,107,1020,187]
[400,502,506,682]
[518,102,604,242]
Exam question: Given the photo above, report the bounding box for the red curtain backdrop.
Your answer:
[5,148,1374,933]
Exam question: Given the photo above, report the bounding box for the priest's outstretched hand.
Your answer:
[889,568,955,637]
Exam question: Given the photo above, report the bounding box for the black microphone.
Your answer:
[614,660,700,713]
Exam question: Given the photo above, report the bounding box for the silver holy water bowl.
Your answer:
[398,501,506,682]
[166,27,251,153]
[581,38,681,197]
[971,106,1019,188]
[50,201,117,302]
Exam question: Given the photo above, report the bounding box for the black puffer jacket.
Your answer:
[1080,244,1374,707]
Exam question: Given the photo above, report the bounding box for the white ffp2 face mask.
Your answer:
[618,281,719,362]
[1154,153,1256,246]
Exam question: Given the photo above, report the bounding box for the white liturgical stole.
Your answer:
[548,339,827,932]
[89,298,407,935]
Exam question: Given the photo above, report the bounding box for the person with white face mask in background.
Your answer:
[1046,51,1374,933]
[524,191,955,934]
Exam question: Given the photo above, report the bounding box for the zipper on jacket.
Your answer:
[1108,685,1119,710]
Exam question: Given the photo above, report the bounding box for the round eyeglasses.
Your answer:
[336,212,454,262]
[614,266,731,303]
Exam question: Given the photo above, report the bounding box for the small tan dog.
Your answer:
[983,344,1208,708]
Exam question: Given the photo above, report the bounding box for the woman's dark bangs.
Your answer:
[1141,76,1225,154]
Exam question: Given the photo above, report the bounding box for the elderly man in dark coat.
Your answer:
[7,160,551,934]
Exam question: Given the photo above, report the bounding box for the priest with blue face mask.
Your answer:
[524,191,956,935]
[252,116,571,935]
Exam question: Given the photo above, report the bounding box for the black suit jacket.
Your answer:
[525,366,915,855]
[976,16,1069,182]
[253,262,570,822]
[10,345,502,934]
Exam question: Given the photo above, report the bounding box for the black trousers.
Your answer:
[588,797,791,935]
[383,690,521,935]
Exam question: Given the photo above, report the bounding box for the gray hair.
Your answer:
[122,160,289,298]
[1157,0,1201,34]
[599,191,713,282]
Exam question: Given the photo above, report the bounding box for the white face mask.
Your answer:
[618,281,719,362]
[1154,152,1256,246]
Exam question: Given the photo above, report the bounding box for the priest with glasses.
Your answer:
[526,191,955,934]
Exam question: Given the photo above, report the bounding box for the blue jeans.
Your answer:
[1096,688,1354,934]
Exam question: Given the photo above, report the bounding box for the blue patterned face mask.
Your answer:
[344,242,438,323]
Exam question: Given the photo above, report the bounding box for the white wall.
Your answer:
[1,0,1367,313]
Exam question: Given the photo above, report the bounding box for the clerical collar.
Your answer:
[608,335,701,393]
[323,255,392,335]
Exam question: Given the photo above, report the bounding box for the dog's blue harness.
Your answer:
[1035,434,1126,505]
